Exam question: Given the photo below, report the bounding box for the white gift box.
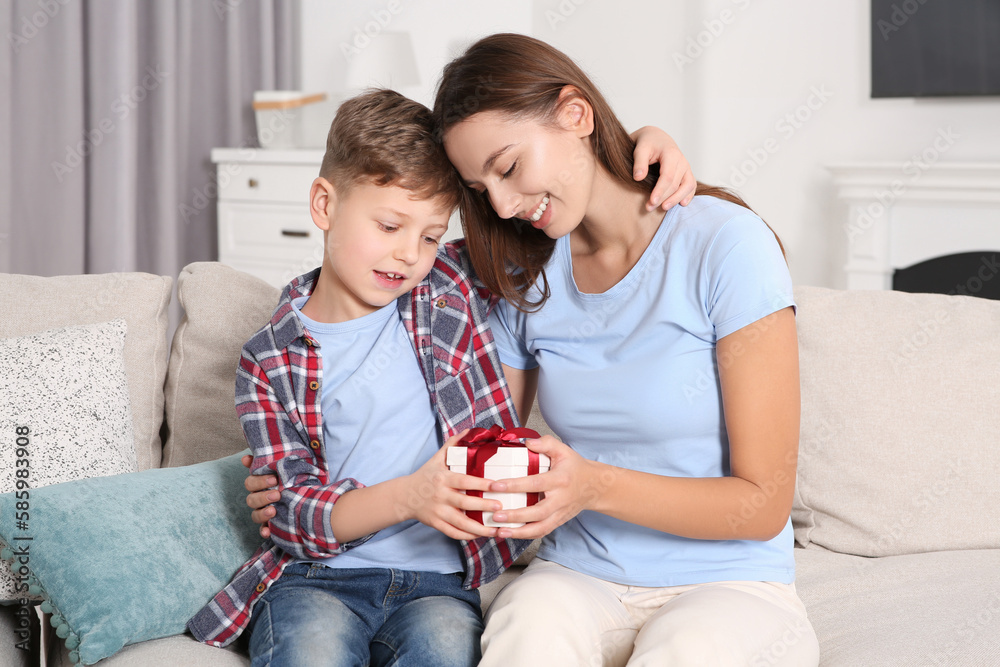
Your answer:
[446,446,551,528]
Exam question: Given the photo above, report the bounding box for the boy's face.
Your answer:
[311,179,451,323]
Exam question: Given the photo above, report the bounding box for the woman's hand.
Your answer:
[486,435,607,540]
[243,455,277,539]
[398,429,504,541]
[631,126,696,212]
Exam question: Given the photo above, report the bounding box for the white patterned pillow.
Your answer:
[0,319,137,600]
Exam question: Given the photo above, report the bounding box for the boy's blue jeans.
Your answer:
[246,563,483,667]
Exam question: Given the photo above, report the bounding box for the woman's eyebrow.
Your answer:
[482,144,516,176]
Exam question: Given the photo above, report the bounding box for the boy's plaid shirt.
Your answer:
[188,241,533,647]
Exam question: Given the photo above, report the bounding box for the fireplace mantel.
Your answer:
[828,163,1000,290]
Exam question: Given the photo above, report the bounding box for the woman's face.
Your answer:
[442,109,595,239]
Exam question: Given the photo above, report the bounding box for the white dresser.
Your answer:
[211,148,325,288]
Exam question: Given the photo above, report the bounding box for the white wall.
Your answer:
[297,0,533,239]
[530,1,689,148]
[681,0,1000,288]
[298,0,1000,287]
[297,0,532,111]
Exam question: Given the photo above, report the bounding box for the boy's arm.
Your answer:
[240,350,503,547]
[326,429,504,542]
[237,351,370,560]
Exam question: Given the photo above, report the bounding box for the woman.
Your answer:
[247,32,817,665]
[430,34,818,666]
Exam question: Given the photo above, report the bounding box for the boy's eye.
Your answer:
[423,236,441,245]
[377,222,398,233]
[501,161,517,180]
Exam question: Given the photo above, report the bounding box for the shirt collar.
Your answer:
[270,267,321,351]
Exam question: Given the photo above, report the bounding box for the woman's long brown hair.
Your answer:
[433,33,783,312]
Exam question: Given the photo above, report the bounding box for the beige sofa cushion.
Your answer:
[793,286,1000,556]
[161,262,280,467]
[794,546,1000,666]
[49,633,249,667]
[0,607,34,667]
[523,399,557,438]
[0,272,171,471]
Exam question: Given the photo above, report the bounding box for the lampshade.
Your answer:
[345,31,420,91]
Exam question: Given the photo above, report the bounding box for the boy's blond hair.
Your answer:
[320,89,462,211]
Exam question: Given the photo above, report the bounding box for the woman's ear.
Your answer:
[309,177,337,231]
[555,85,594,138]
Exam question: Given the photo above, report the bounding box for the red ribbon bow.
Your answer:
[459,426,541,525]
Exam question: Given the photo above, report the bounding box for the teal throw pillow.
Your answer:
[0,451,261,665]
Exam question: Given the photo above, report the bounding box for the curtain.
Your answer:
[0,0,295,277]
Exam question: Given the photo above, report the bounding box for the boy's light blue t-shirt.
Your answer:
[290,298,462,574]
[489,196,797,587]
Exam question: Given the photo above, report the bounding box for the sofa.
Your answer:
[0,261,997,666]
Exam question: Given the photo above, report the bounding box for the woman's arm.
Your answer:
[490,307,799,541]
[243,460,277,538]
[631,126,696,211]
[502,363,539,426]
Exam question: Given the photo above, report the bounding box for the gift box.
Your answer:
[446,426,550,528]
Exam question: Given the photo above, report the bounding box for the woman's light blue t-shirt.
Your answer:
[489,195,796,587]
[290,298,462,574]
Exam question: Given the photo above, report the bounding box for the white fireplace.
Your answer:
[828,163,1000,290]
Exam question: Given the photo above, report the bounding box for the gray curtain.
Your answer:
[0,0,295,277]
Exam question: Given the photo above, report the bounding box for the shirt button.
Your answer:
[309,439,321,450]
[436,298,447,309]
[309,381,319,390]
[255,582,266,593]
[304,337,314,347]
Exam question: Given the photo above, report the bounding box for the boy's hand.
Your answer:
[243,454,277,539]
[631,126,696,211]
[400,429,506,541]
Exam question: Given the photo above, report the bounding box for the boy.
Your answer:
[188,89,532,666]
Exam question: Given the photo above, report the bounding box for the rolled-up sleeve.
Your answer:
[236,352,373,560]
